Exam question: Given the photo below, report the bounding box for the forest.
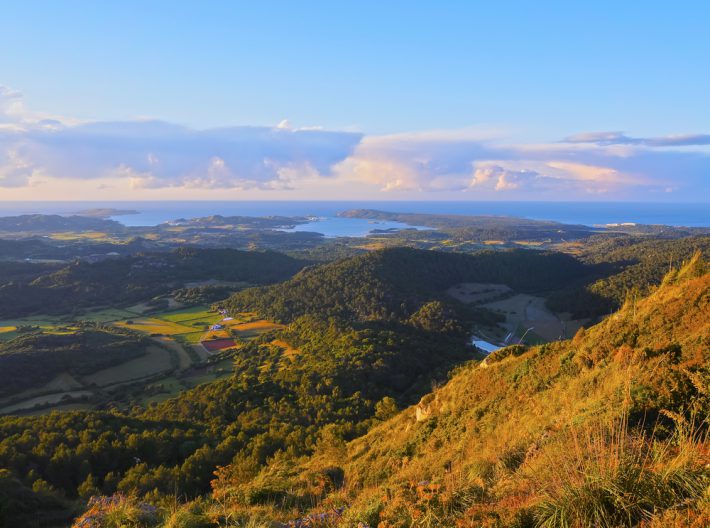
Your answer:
[0,220,707,527]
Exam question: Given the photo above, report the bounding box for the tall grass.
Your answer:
[532,407,708,528]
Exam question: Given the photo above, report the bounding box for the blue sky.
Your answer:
[1,1,708,200]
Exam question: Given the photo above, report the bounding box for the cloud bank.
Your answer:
[1,86,708,200]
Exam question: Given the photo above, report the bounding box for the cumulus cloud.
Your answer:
[0,89,363,189]
[335,128,710,199]
[1,86,709,199]
[471,164,541,191]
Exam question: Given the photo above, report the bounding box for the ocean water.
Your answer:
[0,201,707,236]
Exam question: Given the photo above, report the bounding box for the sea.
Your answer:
[0,201,707,237]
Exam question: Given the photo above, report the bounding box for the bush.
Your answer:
[72,494,158,528]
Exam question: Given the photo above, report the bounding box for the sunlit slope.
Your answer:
[214,254,708,526]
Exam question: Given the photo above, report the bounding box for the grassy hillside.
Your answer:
[5,252,708,527]
[202,254,708,527]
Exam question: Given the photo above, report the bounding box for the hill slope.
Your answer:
[225,247,587,323]
[209,255,709,527]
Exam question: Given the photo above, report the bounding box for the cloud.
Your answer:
[0,86,24,124]
[471,164,541,191]
[1,85,709,200]
[335,133,651,196]
[0,88,363,189]
[563,131,710,147]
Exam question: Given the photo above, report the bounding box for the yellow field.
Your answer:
[230,320,283,333]
[115,318,195,335]
[48,231,110,240]
[353,242,387,250]
[201,329,232,341]
[0,326,16,333]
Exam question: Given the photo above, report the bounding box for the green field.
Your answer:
[0,305,279,416]
[115,318,198,335]
[157,306,223,324]
[76,308,141,323]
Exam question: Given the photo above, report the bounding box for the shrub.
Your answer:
[72,494,158,528]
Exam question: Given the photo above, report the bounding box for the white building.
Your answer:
[471,338,501,355]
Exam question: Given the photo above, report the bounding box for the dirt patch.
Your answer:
[481,294,566,342]
[271,339,301,369]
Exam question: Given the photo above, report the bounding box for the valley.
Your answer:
[0,210,707,527]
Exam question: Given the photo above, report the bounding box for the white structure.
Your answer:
[472,338,501,355]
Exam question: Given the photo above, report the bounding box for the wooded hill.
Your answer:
[0,248,307,317]
[0,326,150,398]
[0,248,707,527]
[548,235,710,317]
[225,247,587,323]
[205,253,709,527]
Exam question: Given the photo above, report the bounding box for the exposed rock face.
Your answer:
[415,394,438,422]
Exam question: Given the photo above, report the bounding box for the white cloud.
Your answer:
[0,87,363,190]
[1,86,709,200]
[563,130,710,147]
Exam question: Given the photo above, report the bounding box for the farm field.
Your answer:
[446,282,512,304]
[0,372,83,406]
[481,293,566,342]
[0,390,94,414]
[153,335,193,369]
[447,282,586,344]
[0,303,284,416]
[83,345,174,387]
[75,307,141,323]
[0,326,17,342]
[229,320,284,337]
[115,318,198,335]
[116,306,282,348]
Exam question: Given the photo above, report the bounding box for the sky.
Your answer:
[0,0,708,201]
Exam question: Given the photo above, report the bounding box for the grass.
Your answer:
[175,332,207,345]
[115,318,197,335]
[229,320,284,337]
[0,326,18,342]
[0,315,68,327]
[77,308,141,323]
[48,231,112,241]
[158,306,222,324]
[0,390,93,414]
[83,346,173,387]
[532,415,709,528]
